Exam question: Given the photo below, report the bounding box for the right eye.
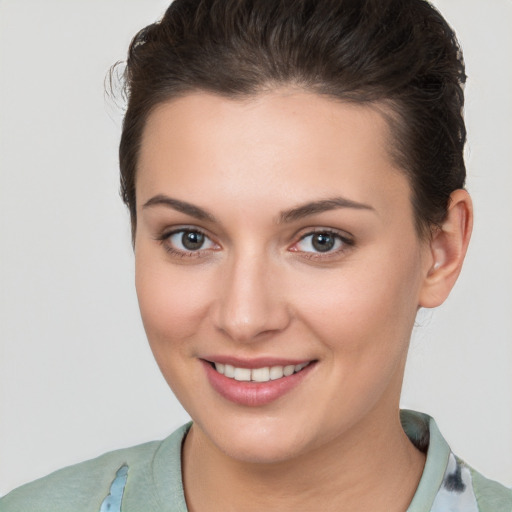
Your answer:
[161,229,219,257]
[294,231,344,253]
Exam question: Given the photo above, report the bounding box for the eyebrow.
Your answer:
[278,197,375,223]
[142,195,217,222]
[142,194,375,224]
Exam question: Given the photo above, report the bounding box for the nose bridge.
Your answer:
[214,245,289,342]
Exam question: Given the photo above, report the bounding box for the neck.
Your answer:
[182,405,425,512]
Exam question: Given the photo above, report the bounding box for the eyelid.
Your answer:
[288,227,355,258]
[294,226,354,244]
[156,225,221,258]
[154,224,354,260]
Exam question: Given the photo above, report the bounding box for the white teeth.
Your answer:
[213,362,311,382]
[251,367,270,382]
[269,366,284,380]
[234,368,251,381]
[224,364,235,378]
[283,364,295,376]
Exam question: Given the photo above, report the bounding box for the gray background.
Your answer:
[1,0,511,494]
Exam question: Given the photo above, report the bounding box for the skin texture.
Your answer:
[134,90,472,512]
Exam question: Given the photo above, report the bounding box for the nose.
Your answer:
[212,250,291,343]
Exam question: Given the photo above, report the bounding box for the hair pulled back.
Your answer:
[119,0,466,239]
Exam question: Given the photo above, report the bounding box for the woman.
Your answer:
[1,0,511,510]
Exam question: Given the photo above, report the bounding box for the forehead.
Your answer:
[136,89,410,217]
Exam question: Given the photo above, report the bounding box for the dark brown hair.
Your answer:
[118,0,466,239]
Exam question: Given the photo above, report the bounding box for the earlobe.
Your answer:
[419,189,473,309]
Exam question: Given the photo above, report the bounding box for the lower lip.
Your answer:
[202,360,316,407]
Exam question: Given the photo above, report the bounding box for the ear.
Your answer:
[418,189,473,308]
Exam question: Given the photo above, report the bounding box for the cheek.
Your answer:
[292,245,423,355]
[135,254,214,351]
[291,251,423,419]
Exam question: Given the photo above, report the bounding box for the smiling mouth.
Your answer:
[210,362,311,383]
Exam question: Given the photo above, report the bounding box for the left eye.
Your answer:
[294,232,344,253]
[168,230,217,252]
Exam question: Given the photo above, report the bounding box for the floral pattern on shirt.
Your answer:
[430,452,479,512]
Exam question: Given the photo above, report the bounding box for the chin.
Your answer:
[219,434,306,465]
[194,412,320,465]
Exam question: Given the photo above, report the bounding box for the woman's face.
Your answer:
[135,90,432,463]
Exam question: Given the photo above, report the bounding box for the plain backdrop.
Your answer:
[1,0,511,496]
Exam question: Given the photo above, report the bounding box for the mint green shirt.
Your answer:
[1,411,511,511]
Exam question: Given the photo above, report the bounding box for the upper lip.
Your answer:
[202,355,314,369]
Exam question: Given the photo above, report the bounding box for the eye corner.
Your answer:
[156,226,221,259]
[288,228,355,260]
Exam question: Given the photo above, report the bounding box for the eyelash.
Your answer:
[156,228,219,259]
[291,229,355,260]
[156,227,354,260]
